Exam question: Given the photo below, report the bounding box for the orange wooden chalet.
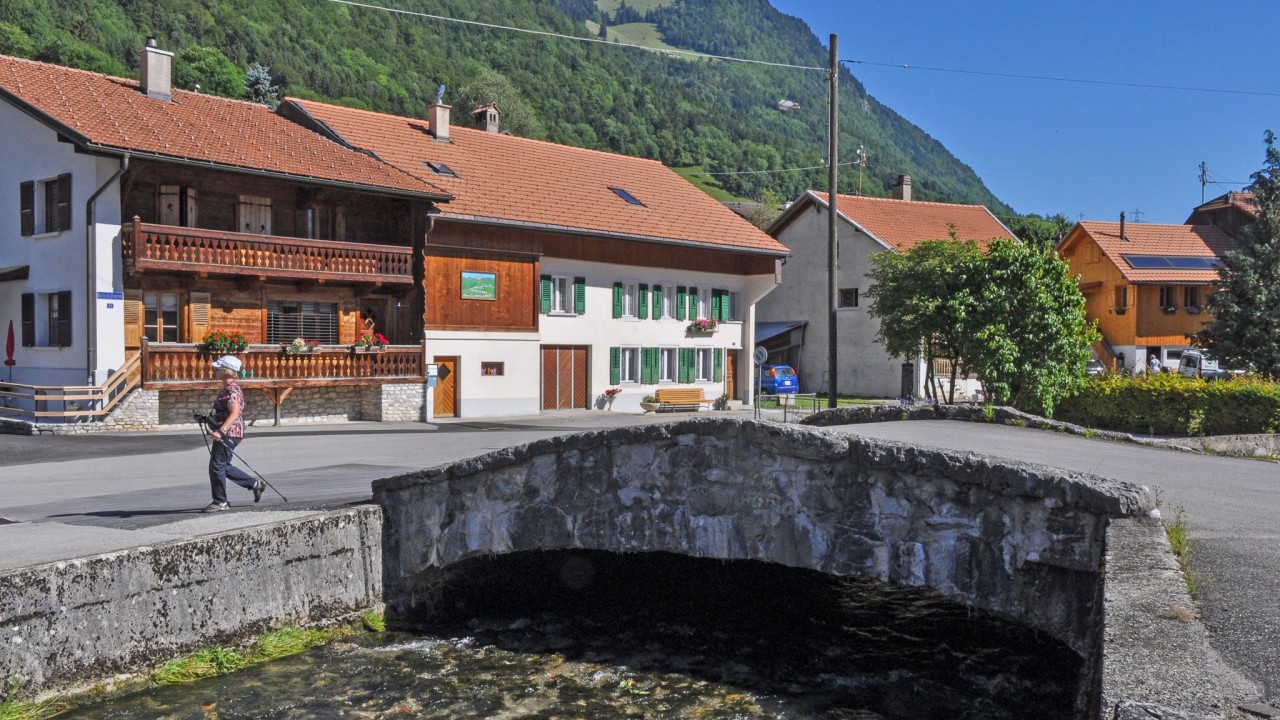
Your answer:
[1057,215,1234,374]
[0,45,451,427]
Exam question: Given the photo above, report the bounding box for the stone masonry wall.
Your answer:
[360,383,425,423]
[375,418,1154,660]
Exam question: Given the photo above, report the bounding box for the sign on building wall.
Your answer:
[460,271,497,301]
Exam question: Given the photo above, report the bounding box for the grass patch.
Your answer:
[0,679,69,720]
[672,166,743,202]
[755,396,879,412]
[363,610,386,633]
[152,625,346,686]
[1163,507,1202,600]
[595,0,673,14]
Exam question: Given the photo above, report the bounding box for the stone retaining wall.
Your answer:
[0,507,382,696]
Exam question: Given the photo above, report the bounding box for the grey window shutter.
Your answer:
[56,173,72,232]
[19,181,34,236]
[56,290,72,347]
[21,293,35,346]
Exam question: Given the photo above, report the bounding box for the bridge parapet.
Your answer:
[374,418,1154,659]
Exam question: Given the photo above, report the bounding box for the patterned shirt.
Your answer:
[212,380,246,439]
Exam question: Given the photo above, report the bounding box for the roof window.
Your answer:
[425,161,459,178]
[609,187,645,207]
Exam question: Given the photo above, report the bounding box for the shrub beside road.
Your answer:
[1055,374,1280,436]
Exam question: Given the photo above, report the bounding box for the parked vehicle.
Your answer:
[1178,351,1231,380]
[757,364,800,394]
[1085,360,1106,377]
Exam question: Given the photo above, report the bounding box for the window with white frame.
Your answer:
[19,174,71,236]
[143,292,180,343]
[659,347,678,382]
[620,346,640,383]
[551,276,573,313]
[696,347,714,381]
[661,285,675,319]
[621,282,639,318]
[20,291,72,347]
[838,287,859,309]
[728,291,741,321]
[697,288,712,320]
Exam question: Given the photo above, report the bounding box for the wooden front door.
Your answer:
[541,345,588,410]
[433,356,458,417]
[726,349,738,400]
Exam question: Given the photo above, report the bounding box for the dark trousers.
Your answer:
[209,436,257,504]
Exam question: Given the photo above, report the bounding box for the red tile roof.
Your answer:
[1070,221,1235,283]
[286,99,787,255]
[0,54,447,199]
[799,191,1013,252]
[1186,191,1258,222]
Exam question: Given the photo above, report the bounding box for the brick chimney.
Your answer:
[472,103,500,133]
[427,102,451,142]
[892,174,912,201]
[138,37,173,101]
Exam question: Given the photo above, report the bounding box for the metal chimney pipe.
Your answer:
[1119,211,1126,242]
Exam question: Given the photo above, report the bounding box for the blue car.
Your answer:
[758,364,800,394]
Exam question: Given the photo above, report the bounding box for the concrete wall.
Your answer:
[0,507,382,697]
[758,201,924,398]
[374,418,1153,660]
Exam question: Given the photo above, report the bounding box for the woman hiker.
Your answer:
[204,355,265,512]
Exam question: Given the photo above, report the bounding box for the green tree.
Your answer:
[1195,131,1280,378]
[173,45,244,98]
[244,62,279,109]
[453,68,546,140]
[965,240,1097,416]
[0,21,35,58]
[1006,213,1074,251]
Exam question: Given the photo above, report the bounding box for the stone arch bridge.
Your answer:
[373,418,1153,659]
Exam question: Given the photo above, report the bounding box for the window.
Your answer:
[551,276,572,313]
[696,348,714,381]
[614,281,639,319]
[659,347,678,382]
[158,185,198,227]
[697,288,712,320]
[728,291,741,321]
[619,347,640,383]
[1159,286,1177,308]
[661,285,675,319]
[267,300,338,344]
[425,161,459,178]
[1184,286,1200,308]
[305,206,345,240]
[1114,286,1129,312]
[609,187,645,207]
[21,291,71,347]
[20,174,71,236]
[481,362,504,376]
[143,292,180,343]
[839,288,859,309]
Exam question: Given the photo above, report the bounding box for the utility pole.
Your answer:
[1132,207,1145,223]
[827,33,839,409]
[1199,161,1208,204]
[856,145,866,195]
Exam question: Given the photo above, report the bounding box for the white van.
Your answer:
[1178,351,1229,380]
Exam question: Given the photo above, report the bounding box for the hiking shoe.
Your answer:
[253,480,266,504]
[202,501,230,513]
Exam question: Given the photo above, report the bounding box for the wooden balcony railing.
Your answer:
[0,352,141,422]
[141,343,425,389]
[122,218,414,285]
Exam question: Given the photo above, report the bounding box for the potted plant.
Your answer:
[282,338,322,355]
[687,318,719,333]
[1186,305,1202,315]
[1162,306,1178,315]
[352,331,389,354]
[602,386,621,410]
[713,393,730,410]
[640,395,660,413]
[201,329,248,354]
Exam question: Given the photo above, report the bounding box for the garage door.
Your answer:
[541,345,588,410]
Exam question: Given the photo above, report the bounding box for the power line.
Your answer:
[843,59,1280,98]
[682,161,861,177]
[327,0,826,72]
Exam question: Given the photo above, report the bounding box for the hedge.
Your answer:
[1054,374,1280,436]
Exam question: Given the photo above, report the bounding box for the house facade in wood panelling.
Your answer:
[287,98,788,418]
[0,49,449,418]
[1058,219,1234,373]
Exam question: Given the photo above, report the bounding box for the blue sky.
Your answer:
[770,0,1279,224]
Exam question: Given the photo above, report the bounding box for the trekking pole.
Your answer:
[194,412,289,502]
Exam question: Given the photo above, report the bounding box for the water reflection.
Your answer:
[62,551,1079,719]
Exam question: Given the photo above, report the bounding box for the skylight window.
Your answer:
[425,161,459,178]
[1121,255,1220,270]
[609,187,645,207]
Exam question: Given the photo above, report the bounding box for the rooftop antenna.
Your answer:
[433,84,446,104]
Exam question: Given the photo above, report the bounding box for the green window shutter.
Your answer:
[679,348,693,383]
[687,287,698,319]
[716,290,731,321]
[641,348,656,384]
[574,277,586,315]
[539,275,552,314]
[610,347,621,385]
[711,291,722,322]
[652,285,663,319]
[613,282,623,319]
[714,348,724,382]
[676,286,687,321]
[638,284,649,320]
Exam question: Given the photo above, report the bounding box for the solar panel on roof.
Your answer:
[1167,257,1219,269]
[1122,255,1172,269]
[1121,255,1220,270]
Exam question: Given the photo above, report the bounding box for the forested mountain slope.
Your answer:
[0,0,1011,212]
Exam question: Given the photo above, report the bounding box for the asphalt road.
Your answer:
[833,420,1279,705]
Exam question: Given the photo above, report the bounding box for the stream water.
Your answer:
[61,551,1081,719]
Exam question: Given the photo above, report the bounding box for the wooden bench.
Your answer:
[654,387,714,412]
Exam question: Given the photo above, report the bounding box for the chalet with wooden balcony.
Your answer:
[1058,217,1235,374]
[0,46,450,426]
[280,98,789,417]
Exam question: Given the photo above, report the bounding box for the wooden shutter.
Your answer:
[679,347,694,383]
[55,173,72,232]
[55,290,72,347]
[159,185,181,225]
[540,275,552,314]
[676,286,687,321]
[20,293,34,347]
[652,285,663,319]
[123,296,143,348]
[711,291,722,321]
[188,292,211,342]
[714,348,724,382]
[19,181,34,236]
[688,287,698,319]
[334,205,345,240]
[638,284,649,320]
[641,347,656,384]
[574,277,586,315]
[612,282,623,319]
[609,347,621,385]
